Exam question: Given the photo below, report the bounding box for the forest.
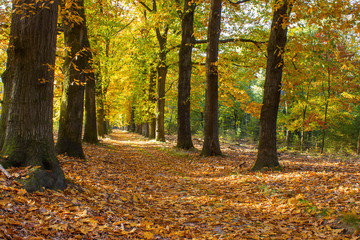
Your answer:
[0,0,359,238]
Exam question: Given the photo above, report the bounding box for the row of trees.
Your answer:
[0,0,359,191]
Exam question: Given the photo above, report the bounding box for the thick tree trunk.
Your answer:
[95,42,110,138]
[155,27,168,142]
[83,36,98,144]
[149,118,156,139]
[83,72,98,143]
[56,0,90,159]
[251,0,292,171]
[201,0,222,156]
[177,0,196,149]
[1,0,66,191]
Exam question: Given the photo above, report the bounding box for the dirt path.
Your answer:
[0,130,358,239]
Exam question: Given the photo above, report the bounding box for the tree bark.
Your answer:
[149,118,156,139]
[1,0,66,191]
[155,26,169,142]
[83,38,98,144]
[83,72,98,143]
[96,41,111,138]
[148,63,157,139]
[56,0,89,159]
[357,130,360,155]
[251,0,292,171]
[0,34,14,149]
[201,0,222,156]
[129,106,136,132]
[177,0,196,149]
[142,123,149,137]
[96,94,106,136]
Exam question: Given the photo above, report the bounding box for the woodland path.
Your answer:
[0,130,359,239]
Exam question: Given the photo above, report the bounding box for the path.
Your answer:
[0,130,358,239]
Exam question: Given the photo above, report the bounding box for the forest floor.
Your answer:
[0,130,360,239]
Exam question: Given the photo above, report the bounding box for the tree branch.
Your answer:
[112,18,135,37]
[232,63,252,68]
[0,164,12,179]
[165,80,176,94]
[139,1,153,12]
[228,0,251,4]
[194,38,266,45]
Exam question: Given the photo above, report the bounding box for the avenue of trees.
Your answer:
[0,0,359,190]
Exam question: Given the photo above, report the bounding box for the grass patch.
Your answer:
[341,211,360,231]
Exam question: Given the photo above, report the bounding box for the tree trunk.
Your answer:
[129,106,136,132]
[142,123,149,137]
[320,67,331,154]
[97,97,105,136]
[83,71,98,143]
[82,28,98,143]
[251,0,292,171]
[300,79,312,151]
[0,35,14,149]
[201,0,222,156]
[177,0,196,149]
[155,26,168,142]
[95,41,110,138]
[149,118,156,139]
[357,130,360,155]
[104,119,110,135]
[56,0,90,159]
[148,63,157,139]
[1,0,66,191]
[286,129,292,149]
[136,124,142,134]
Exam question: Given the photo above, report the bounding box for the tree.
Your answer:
[155,24,169,142]
[0,0,67,191]
[251,0,293,171]
[201,0,222,156]
[148,62,157,139]
[82,11,98,144]
[83,62,98,144]
[176,0,196,149]
[56,0,92,158]
[139,0,175,142]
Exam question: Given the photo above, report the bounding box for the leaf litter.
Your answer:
[0,130,359,239]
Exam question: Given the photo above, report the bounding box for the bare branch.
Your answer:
[194,38,266,45]
[228,0,251,4]
[232,63,252,68]
[112,18,135,37]
[165,80,176,94]
[139,1,153,12]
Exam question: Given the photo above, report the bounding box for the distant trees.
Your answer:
[1,0,359,195]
